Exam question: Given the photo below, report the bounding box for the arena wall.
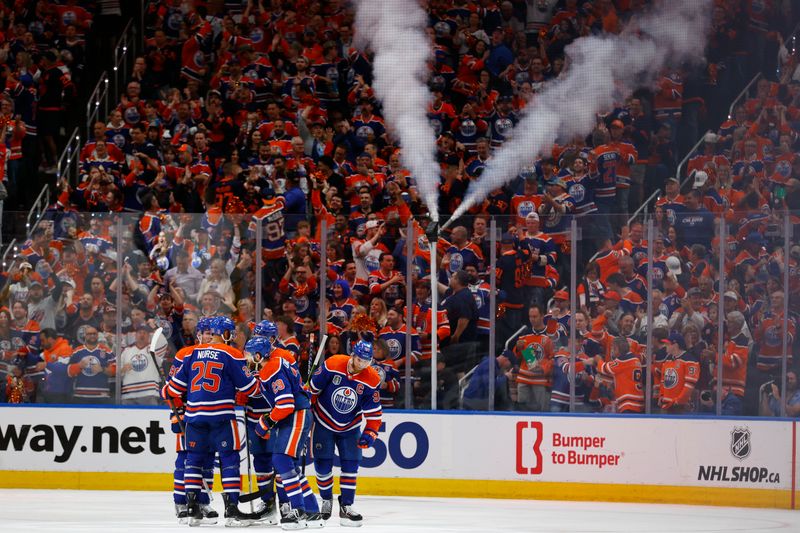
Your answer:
[0,405,796,509]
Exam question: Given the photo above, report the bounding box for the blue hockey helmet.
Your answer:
[196,316,212,334]
[209,316,236,336]
[244,336,272,361]
[253,320,278,339]
[352,340,374,362]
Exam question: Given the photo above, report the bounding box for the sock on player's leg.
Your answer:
[314,458,334,501]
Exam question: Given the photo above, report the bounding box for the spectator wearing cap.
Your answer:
[353,218,390,281]
[674,189,714,249]
[518,212,559,308]
[39,329,74,404]
[600,289,624,336]
[119,324,162,406]
[486,92,518,148]
[546,290,571,346]
[538,176,576,275]
[441,270,480,375]
[669,287,707,333]
[607,118,638,216]
[657,332,699,414]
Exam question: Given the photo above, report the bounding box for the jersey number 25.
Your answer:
[190,361,224,393]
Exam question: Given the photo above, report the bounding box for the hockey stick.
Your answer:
[148,327,212,496]
[304,333,328,386]
[241,411,255,513]
[301,334,328,475]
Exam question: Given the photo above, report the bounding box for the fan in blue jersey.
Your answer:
[253,334,324,529]
[308,340,383,527]
[163,316,260,527]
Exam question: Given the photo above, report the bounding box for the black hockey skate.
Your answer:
[339,496,363,527]
[305,511,326,528]
[200,503,219,525]
[222,494,255,527]
[279,506,307,530]
[320,499,333,520]
[252,497,278,525]
[186,492,203,527]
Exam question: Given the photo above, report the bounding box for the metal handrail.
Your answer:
[112,20,137,106]
[627,188,661,227]
[676,130,712,190]
[1,238,17,268]
[727,73,761,122]
[56,127,82,187]
[86,72,110,139]
[25,186,50,236]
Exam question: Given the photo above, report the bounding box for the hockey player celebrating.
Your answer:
[308,340,383,527]
[248,336,324,530]
[168,316,218,525]
[162,316,260,527]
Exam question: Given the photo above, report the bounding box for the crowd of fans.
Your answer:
[1,0,799,418]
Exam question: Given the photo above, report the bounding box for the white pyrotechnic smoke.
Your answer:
[354,0,441,222]
[450,0,711,222]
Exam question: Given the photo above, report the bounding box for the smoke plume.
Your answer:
[354,0,441,222]
[450,0,712,222]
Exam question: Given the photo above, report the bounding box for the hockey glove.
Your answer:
[235,391,250,406]
[357,429,378,449]
[255,415,276,440]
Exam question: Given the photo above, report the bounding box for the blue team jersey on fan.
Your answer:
[68,344,115,398]
[308,355,382,433]
[166,343,258,423]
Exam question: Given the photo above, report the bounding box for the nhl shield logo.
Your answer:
[332,375,341,385]
[730,427,751,460]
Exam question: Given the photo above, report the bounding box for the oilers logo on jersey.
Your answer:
[386,338,402,359]
[764,326,781,346]
[356,125,375,139]
[569,184,585,203]
[449,252,464,271]
[459,119,476,137]
[81,356,102,376]
[332,387,358,414]
[663,367,679,389]
[494,118,513,138]
[131,352,149,372]
[517,200,536,219]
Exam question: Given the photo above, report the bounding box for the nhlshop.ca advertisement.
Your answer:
[513,416,795,489]
[0,407,795,493]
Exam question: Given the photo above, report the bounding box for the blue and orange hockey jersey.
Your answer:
[308,354,382,434]
[165,343,259,422]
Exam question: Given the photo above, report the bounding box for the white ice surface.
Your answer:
[0,489,797,532]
